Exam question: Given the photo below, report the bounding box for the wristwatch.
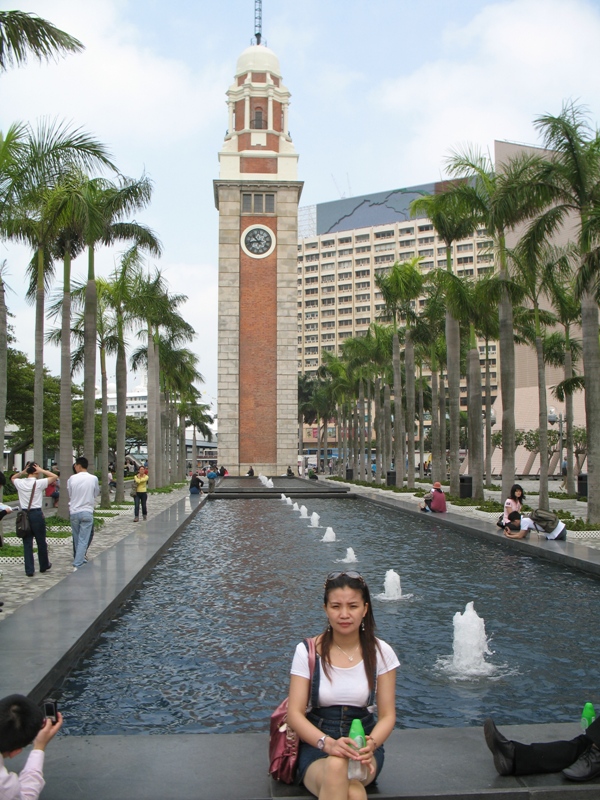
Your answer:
[316,735,328,750]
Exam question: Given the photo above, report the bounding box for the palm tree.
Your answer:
[0,123,114,463]
[72,174,161,467]
[544,264,582,494]
[410,190,476,495]
[376,257,424,488]
[298,373,316,464]
[0,10,83,71]
[521,103,600,522]
[375,264,407,486]
[445,145,545,500]
[131,271,192,487]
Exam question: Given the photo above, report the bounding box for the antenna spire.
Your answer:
[253,0,262,45]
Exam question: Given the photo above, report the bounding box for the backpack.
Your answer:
[529,508,559,533]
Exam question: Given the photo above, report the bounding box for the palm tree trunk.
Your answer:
[536,335,549,510]
[83,246,97,466]
[581,290,600,523]
[34,247,45,465]
[564,348,575,494]
[358,380,365,481]
[446,311,461,496]
[468,336,484,500]
[383,381,391,476]
[115,330,127,503]
[392,331,404,486]
[366,382,372,481]
[485,342,493,489]
[146,326,157,489]
[499,248,515,500]
[323,414,329,475]
[405,334,416,488]
[418,371,424,480]
[374,377,382,481]
[99,345,110,507]
[439,371,446,483]
[58,250,73,519]
[431,360,441,484]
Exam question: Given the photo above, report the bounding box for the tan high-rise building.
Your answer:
[214,43,302,475]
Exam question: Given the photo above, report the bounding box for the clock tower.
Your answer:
[214,41,302,476]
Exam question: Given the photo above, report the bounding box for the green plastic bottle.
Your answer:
[347,718,368,780]
[581,702,596,730]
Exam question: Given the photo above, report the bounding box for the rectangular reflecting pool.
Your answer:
[57,498,599,734]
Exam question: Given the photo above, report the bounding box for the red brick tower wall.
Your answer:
[239,217,277,464]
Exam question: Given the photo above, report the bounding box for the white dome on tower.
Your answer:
[235,44,281,77]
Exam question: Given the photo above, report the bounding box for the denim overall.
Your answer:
[296,652,385,783]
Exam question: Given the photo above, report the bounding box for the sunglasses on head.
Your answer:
[325,571,365,584]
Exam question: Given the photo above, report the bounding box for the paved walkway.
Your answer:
[0,486,191,620]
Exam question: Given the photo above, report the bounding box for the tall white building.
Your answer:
[296,182,497,410]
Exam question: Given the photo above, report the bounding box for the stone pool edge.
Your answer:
[0,492,206,703]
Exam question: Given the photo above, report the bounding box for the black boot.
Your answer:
[483,718,515,776]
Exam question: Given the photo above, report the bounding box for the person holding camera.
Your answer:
[11,463,56,577]
[0,694,63,799]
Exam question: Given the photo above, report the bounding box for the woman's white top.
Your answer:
[291,638,399,709]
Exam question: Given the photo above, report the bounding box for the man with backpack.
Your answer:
[504,509,567,541]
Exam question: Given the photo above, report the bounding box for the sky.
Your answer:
[2,0,600,414]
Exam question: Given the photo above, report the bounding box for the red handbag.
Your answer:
[269,637,317,783]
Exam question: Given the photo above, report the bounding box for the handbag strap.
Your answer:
[26,483,36,510]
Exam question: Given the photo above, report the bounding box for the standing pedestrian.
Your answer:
[207,467,218,494]
[133,465,149,521]
[11,463,57,577]
[67,457,100,571]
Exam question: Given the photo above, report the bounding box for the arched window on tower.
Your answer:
[251,106,266,130]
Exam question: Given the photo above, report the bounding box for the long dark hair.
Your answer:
[320,573,379,692]
[509,484,525,503]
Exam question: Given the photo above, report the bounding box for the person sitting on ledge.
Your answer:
[504,514,567,541]
[0,694,63,799]
[484,717,600,782]
[246,466,254,477]
[308,469,319,481]
[189,473,204,495]
[286,466,294,477]
[420,482,447,513]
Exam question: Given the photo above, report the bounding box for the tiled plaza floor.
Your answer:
[0,486,190,620]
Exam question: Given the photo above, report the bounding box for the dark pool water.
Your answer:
[58,498,599,735]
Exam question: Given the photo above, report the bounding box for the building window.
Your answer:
[457,243,473,251]
[242,192,275,214]
[375,230,394,239]
[418,223,434,232]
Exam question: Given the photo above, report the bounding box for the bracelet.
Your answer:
[366,735,379,750]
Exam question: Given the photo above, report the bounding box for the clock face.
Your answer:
[241,225,275,258]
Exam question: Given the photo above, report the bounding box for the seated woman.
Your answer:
[286,466,294,477]
[498,484,525,529]
[246,466,255,477]
[287,572,398,800]
[420,482,447,513]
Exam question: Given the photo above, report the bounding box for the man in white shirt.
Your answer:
[0,694,63,800]
[504,515,567,541]
[67,457,100,570]
[11,463,57,577]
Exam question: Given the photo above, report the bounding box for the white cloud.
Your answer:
[370,0,600,185]
[0,0,229,149]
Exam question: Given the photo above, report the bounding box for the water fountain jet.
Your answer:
[310,512,320,528]
[321,527,336,542]
[299,505,308,518]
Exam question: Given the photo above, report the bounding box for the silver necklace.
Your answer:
[334,642,360,662]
